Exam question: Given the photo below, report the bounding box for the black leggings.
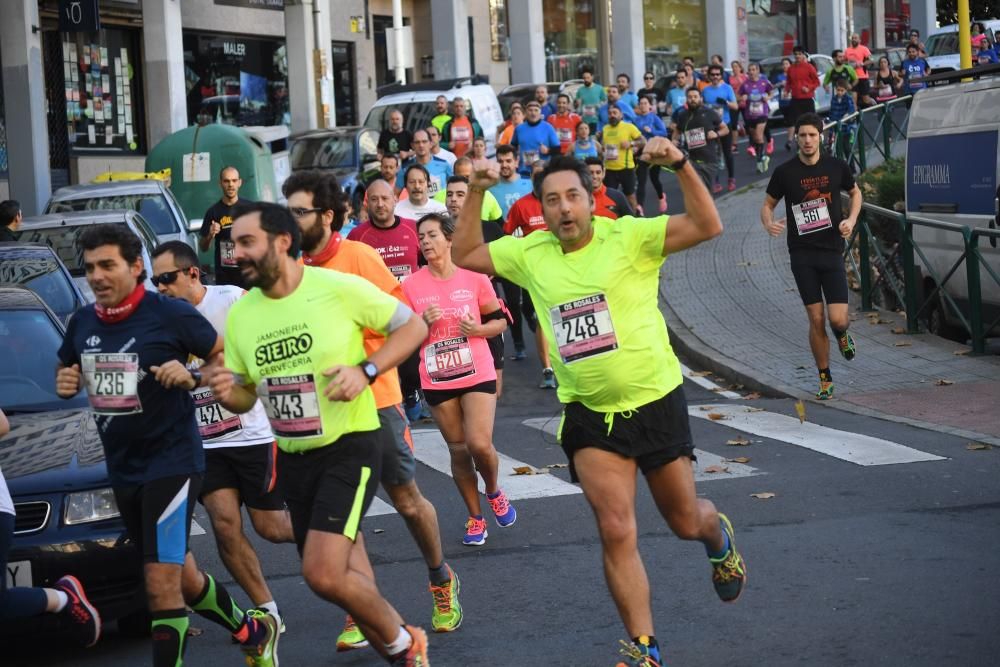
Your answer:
[636,160,664,203]
[718,130,735,179]
[0,512,49,619]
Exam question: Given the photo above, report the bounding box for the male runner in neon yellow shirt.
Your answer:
[207,201,432,666]
[451,144,747,666]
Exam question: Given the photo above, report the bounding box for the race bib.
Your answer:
[878,84,893,98]
[557,127,573,142]
[260,375,322,439]
[82,353,141,415]
[583,104,597,117]
[389,264,412,280]
[550,294,618,364]
[428,177,441,196]
[451,126,471,143]
[220,240,238,267]
[522,150,539,165]
[685,127,707,149]
[749,101,766,117]
[193,386,242,441]
[792,198,834,235]
[604,144,620,161]
[425,337,476,383]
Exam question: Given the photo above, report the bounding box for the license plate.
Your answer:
[5,560,31,588]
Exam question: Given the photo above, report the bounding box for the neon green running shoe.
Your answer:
[837,331,856,361]
[710,513,747,603]
[336,614,370,652]
[429,565,463,632]
[239,608,279,667]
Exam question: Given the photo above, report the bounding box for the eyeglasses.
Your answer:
[151,268,188,287]
[644,75,655,80]
[289,206,324,219]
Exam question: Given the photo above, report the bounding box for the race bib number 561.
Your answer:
[792,197,834,235]
[82,353,141,415]
[550,294,618,363]
[261,375,322,439]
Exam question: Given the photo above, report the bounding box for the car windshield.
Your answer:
[0,255,77,319]
[0,309,88,413]
[47,193,176,237]
[926,33,958,57]
[290,135,356,169]
[16,224,128,277]
[365,102,440,135]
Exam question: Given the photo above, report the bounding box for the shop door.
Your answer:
[41,31,70,189]
[332,41,357,126]
[373,15,413,88]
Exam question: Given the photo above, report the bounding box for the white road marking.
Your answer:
[680,363,742,399]
[190,519,206,536]
[688,404,947,466]
[366,496,397,517]
[520,418,760,481]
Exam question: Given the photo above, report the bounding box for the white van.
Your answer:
[925,20,1000,73]
[364,76,504,157]
[905,75,1000,340]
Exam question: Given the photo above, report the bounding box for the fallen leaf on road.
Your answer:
[513,466,547,475]
[372,528,385,534]
[699,405,714,411]
[953,349,970,356]
[726,436,751,446]
[545,463,569,469]
[688,370,712,377]
[745,406,765,413]
[935,379,954,386]
[795,400,807,423]
[727,457,751,463]
[750,492,776,499]
[703,465,729,473]
[707,412,728,421]
[743,392,762,400]
[890,327,905,334]
[966,442,992,451]
[187,627,204,637]
[893,341,912,347]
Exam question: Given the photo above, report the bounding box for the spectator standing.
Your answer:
[0,200,21,242]
[377,109,414,160]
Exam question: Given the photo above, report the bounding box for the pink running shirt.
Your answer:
[402,267,499,390]
[347,216,420,281]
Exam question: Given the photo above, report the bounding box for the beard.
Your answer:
[239,241,282,290]
[300,216,326,253]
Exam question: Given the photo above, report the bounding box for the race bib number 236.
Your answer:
[82,353,141,415]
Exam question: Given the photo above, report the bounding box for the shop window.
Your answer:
[747,0,800,61]
[183,32,290,128]
[490,0,510,62]
[644,0,706,76]
[884,0,911,47]
[853,0,874,45]
[543,0,598,82]
[62,28,145,154]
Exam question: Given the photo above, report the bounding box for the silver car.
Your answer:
[45,180,196,248]
[16,210,159,301]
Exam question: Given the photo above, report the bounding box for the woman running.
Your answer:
[739,62,775,172]
[402,213,516,547]
[728,60,749,154]
[874,57,900,103]
[573,120,600,160]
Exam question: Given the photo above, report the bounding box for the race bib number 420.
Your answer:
[792,197,834,235]
[261,375,322,439]
[550,294,618,363]
[192,386,242,441]
[82,353,141,415]
[425,337,476,383]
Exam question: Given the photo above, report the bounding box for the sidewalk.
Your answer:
[659,178,1000,445]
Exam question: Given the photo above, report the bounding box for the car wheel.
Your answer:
[117,608,153,637]
[924,292,965,343]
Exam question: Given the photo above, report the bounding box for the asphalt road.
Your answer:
[15,324,1000,666]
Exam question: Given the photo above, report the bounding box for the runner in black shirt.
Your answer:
[670,87,729,190]
[761,112,863,400]
[56,224,279,666]
[199,166,250,287]
[377,109,414,160]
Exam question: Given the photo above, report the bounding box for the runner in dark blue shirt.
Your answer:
[55,224,279,667]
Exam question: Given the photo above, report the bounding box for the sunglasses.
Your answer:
[644,75,655,80]
[151,268,189,287]
[289,206,324,219]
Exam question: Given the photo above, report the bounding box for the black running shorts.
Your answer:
[276,430,382,549]
[787,98,816,127]
[200,442,284,511]
[789,248,849,306]
[423,380,497,407]
[115,474,202,565]
[558,385,695,483]
[605,168,637,196]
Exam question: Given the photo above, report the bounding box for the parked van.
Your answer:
[905,73,1000,340]
[925,20,1000,73]
[364,76,504,157]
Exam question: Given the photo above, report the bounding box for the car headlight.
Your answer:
[64,488,120,525]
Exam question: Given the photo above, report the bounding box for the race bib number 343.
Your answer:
[261,375,322,439]
[82,353,141,415]
[550,294,618,363]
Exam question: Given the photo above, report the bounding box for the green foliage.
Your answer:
[858,158,906,245]
[937,2,1000,25]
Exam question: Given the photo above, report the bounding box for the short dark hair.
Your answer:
[0,200,20,227]
[404,163,431,185]
[446,175,469,187]
[496,144,517,159]
[708,64,723,75]
[906,43,919,51]
[794,112,825,135]
[534,155,593,199]
[583,156,604,169]
[381,154,400,165]
[231,201,301,258]
[557,93,571,104]
[617,72,631,83]
[282,169,349,231]
[580,66,593,76]
[219,165,239,180]
[152,240,199,269]
[910,29,920,37]
[832,49,843,58]
[79,223,147,284]
[416,212,455,239]
[793,45,806,55]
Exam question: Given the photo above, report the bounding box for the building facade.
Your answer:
[0,0,935,213]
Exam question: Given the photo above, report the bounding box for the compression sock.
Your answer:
[151,609,189,667]
[190,572,243,633]
[428,563,451,586]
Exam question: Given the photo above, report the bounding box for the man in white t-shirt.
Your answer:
[151,240,294,631]
[394,163,448,220]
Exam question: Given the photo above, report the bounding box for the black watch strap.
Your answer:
[360,361,378,384]
[669,155,688,172]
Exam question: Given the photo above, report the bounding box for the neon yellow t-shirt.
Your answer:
[434,188,502,222]
[224,266,401,453]
[488,216,682,413]
[601,121,642,170]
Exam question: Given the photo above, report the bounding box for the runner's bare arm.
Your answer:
[760,194,786,237]
[55,363,83,398]
[640,137,722,254]
[451,159,499,275]
[839,184,863,238]
[207,352,258,414]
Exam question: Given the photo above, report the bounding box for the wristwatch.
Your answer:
[359,361,378,384]
[667,153,688,172]
[189,369,203,387]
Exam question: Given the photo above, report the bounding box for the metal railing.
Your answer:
[822,95,912,170]
[845,202,1000,353]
